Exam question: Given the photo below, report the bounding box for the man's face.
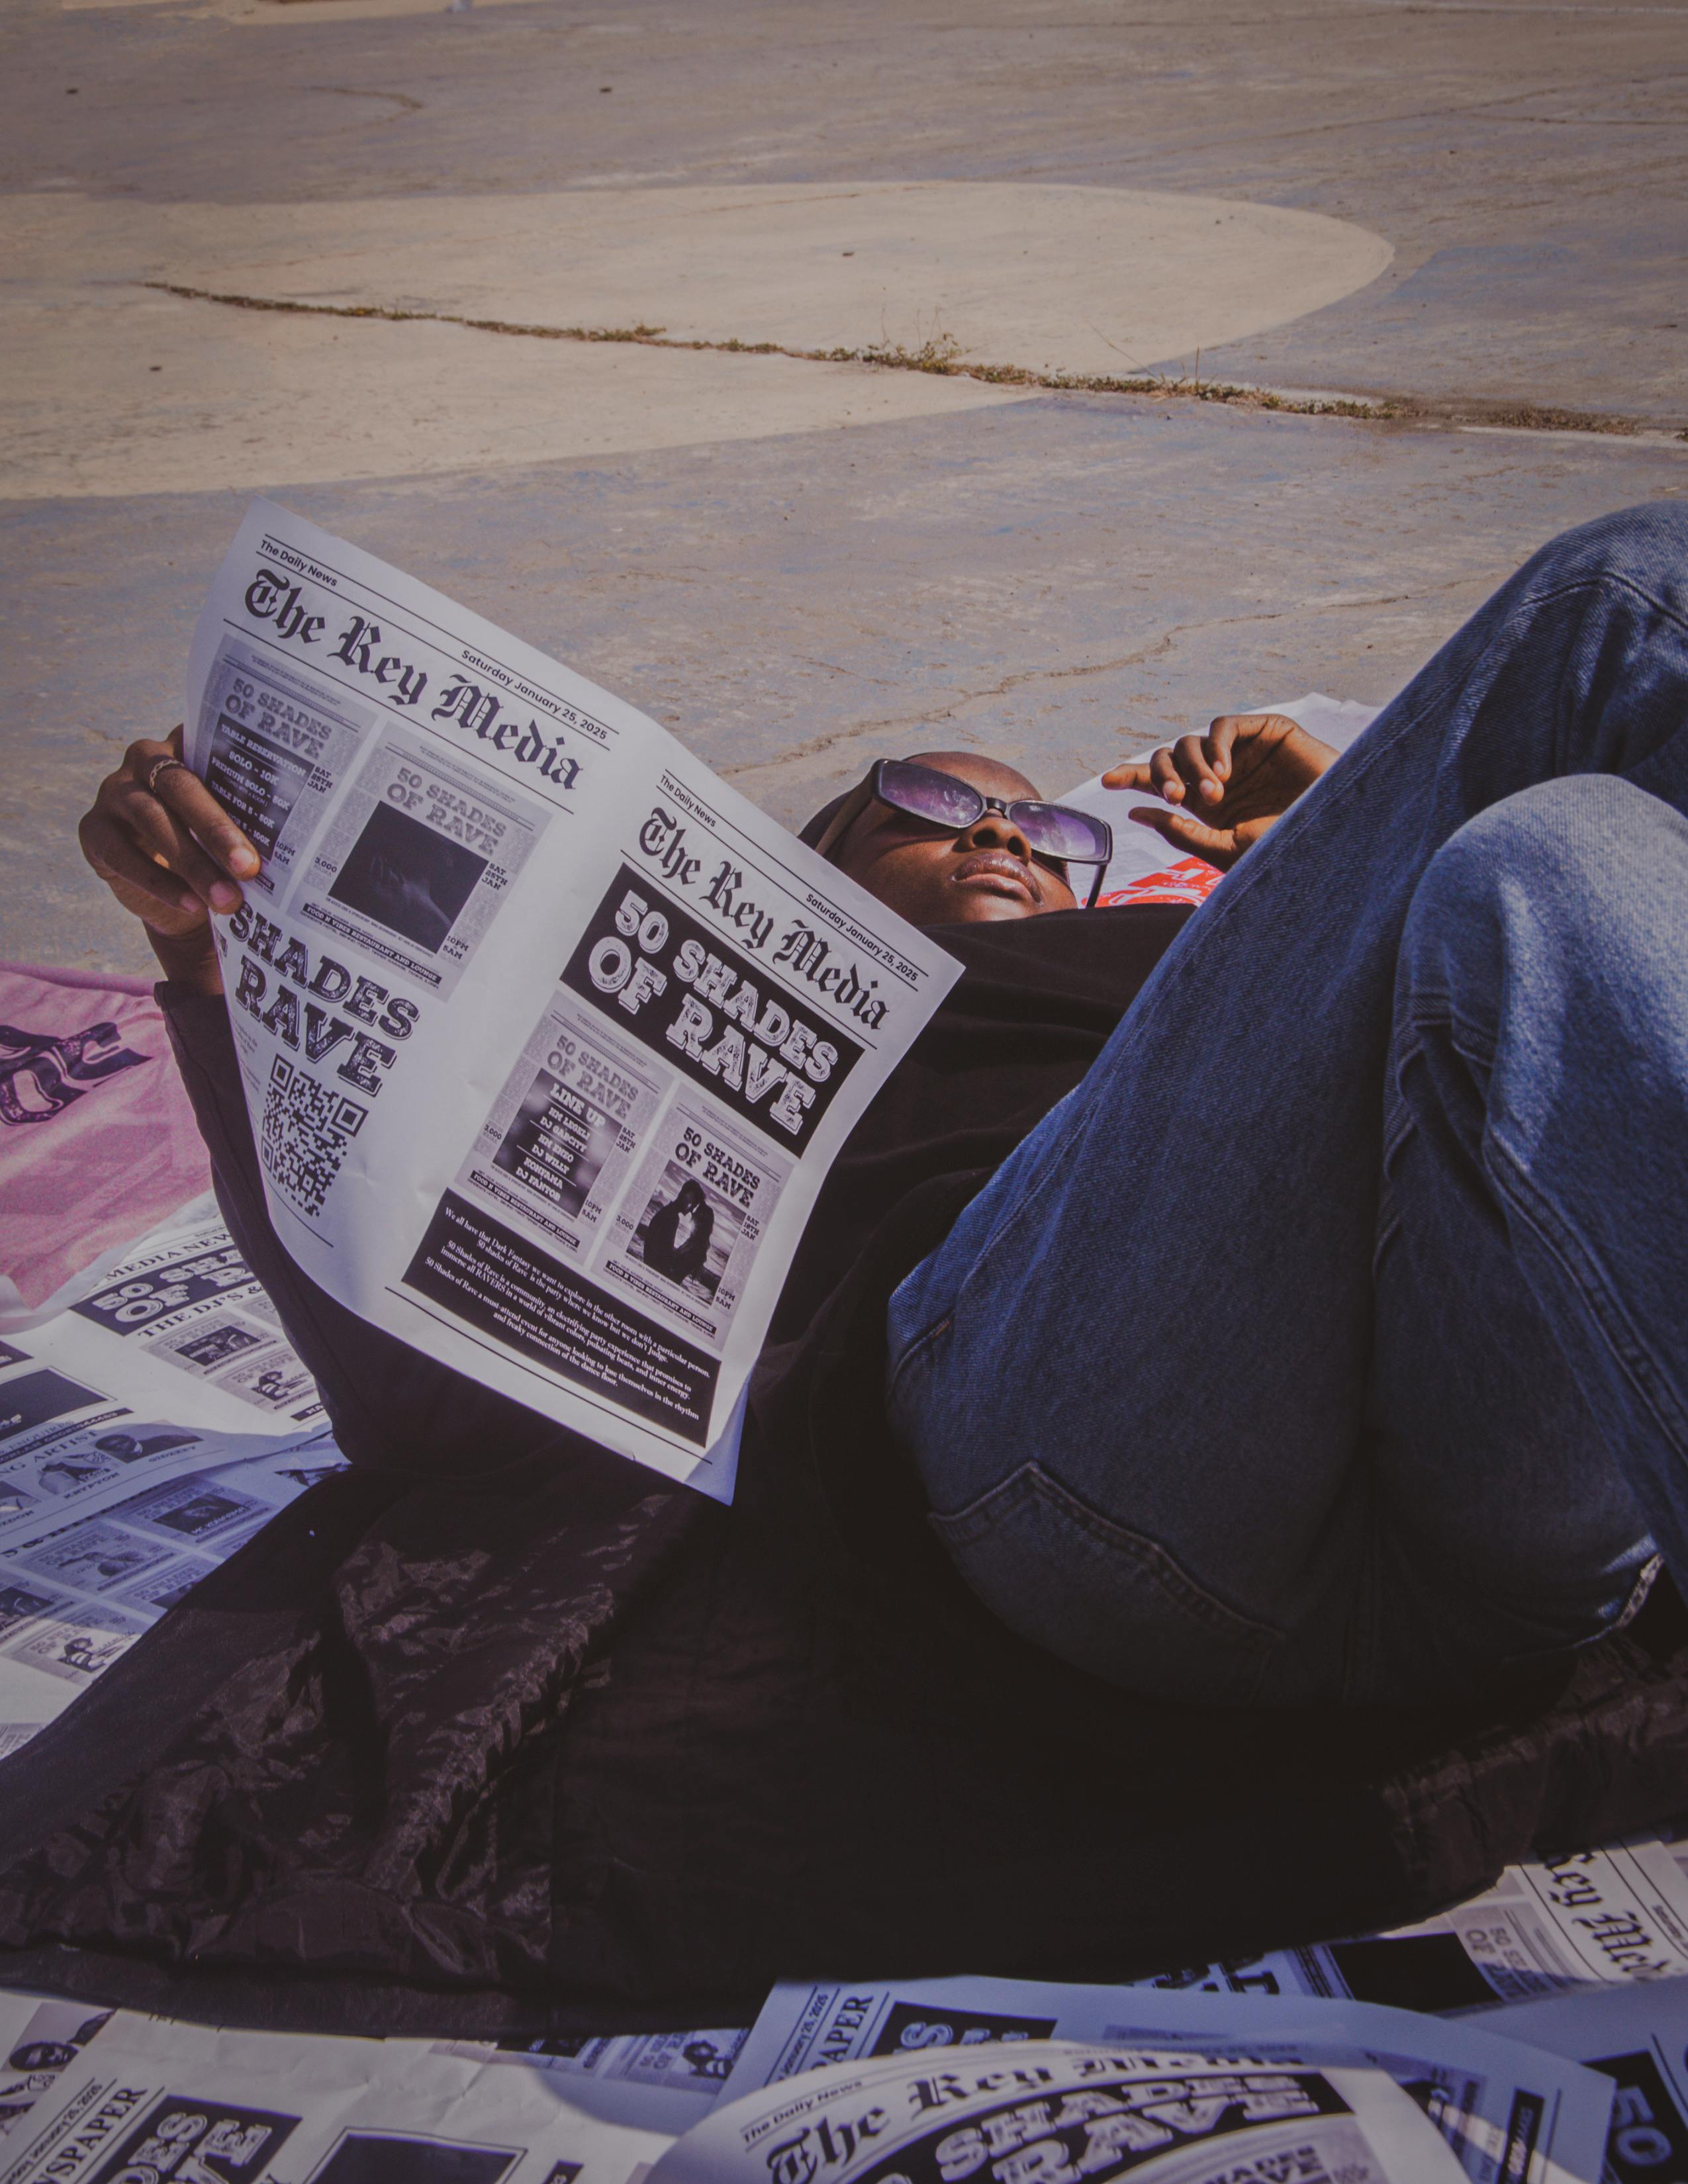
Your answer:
[831,750,1078,926]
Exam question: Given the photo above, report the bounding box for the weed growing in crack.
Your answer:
[139,282,1679,439]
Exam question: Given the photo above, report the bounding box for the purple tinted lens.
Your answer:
[876,760,985,830]
[1010,802,1112,864]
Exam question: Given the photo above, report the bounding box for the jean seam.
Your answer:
[885,1308,954,1405]
[1530,567,1688,645]
[929,1460,1286,1651]
[1401,996,1499,1073]
[1486,1132,1688,1455]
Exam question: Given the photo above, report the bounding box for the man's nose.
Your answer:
[957,808,1033,861]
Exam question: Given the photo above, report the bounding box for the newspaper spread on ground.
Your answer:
[10,1201,324,1433]
[657,2034,1468,2184]
[720,1977,1611,2184]
[0,1207,342,1752]
[1120,1832,1688,2012]
[0,1421,344,1754]
[0,1995,112,2138]
[1483,1974,1688,2183]
[0,2011,671,2184]
[184,501,961,1502]
[433,2032,751,2134]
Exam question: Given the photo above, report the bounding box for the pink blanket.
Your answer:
[0,962,211,1313]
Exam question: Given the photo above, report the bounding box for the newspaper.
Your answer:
[720,1978,1611,2184]
[433,2032,751,2134]
[1126,1831,1688,2012]
[655,2034,1468,2184]
[1483,1974,1688,2183]
[1,1996,745,2144]
[0,1995,112,2138]
[0,1424,343,1751]
[0,1208,343,1750]
[0,2011,671,2184]
[11,1201,324,1433]
[183,502,961,1502]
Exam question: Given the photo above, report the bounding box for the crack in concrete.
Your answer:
[719,577,1491,782]
[139,281,1688,442]
[305,86,425,120]
[140,280,1688,441]
[134,279,1390,422]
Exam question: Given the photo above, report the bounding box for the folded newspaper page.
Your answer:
[720,1976,1611,2184]
[1123,1832,1688,2011]
[184,502,961,1500]
[0,2011,670,2184]
[655,2034,1468,2184]
[1483,1974,1688,2183]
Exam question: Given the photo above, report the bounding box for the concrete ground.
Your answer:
[3,0,1685,971]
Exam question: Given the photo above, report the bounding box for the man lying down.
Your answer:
[79,503,1688,1715]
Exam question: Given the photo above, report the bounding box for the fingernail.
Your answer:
[210,881,241,913]
[230,847,258,876]
[1203,780,1221,799]
[179,891,200,914]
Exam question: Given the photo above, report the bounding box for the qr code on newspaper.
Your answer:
[259,1056,367,1218]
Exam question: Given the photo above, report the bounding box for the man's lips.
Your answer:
[950,849,1041,904]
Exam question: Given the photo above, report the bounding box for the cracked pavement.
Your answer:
[3,0,1686,968]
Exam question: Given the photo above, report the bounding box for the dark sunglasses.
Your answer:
[816,758,1114,908]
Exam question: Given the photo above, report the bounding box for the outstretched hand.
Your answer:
[1103,712,1339,870]
[79,728,259,993]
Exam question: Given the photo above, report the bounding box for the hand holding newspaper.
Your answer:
[184,504,961,1500]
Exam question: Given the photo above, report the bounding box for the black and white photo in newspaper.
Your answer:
[184,502,962,1500]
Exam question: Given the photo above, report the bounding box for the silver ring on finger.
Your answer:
[145,754,189,797]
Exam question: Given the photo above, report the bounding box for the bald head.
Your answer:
[831,749,1078,927]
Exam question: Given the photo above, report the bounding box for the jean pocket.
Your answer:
[929,1462,1284,1706]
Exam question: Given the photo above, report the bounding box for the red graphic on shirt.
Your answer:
[1099,858,1225,909]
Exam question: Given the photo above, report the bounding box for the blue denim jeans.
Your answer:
[886,503,1688,1707]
